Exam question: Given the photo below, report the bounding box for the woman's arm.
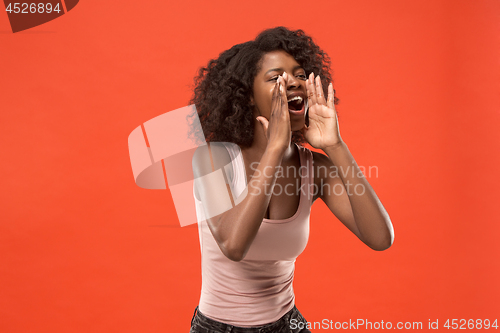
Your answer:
[314,148,394,251]
[304,73,394,250]
[193,77,290,261]
[193,144,284,261]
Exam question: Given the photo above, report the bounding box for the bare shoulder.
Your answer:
[192,142,234,178]
[311,150,335,178]
[192,142,237,201]
[311,150,344,202]
[311,150,331,165]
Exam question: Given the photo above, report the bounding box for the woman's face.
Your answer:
[251,50,307,131]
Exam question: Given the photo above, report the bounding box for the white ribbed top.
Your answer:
[195,143,314,327]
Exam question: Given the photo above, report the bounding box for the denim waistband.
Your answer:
[190,305,308,333]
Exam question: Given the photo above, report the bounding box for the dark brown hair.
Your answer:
[189,26,337,147]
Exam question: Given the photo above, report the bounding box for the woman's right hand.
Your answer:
[194,75,293,261]
[256,76,291,153]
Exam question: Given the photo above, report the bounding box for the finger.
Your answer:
[316,75,327,106]
[279,76,291,123]
[307,72,318,106]
[282,71,288,89]
[271,79,280,116]
[275,76,284,116]
[256,116,269,140]
[327,82,334,110]
[279,76,287,108]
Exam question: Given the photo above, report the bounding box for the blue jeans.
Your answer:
[189,305,312,333]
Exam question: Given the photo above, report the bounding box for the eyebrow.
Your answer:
[264,65,304,76]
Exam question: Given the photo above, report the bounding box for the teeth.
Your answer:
[287,96,303,103]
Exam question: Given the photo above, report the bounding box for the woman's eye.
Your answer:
[269,76,279,81]
[297,74,307,80]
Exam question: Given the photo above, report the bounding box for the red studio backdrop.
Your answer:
[1,1,499,332]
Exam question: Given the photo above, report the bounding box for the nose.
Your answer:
[283,72,300,89]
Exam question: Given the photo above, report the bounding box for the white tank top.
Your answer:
[195,142,314,327]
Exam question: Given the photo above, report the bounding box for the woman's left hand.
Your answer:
[301,73,343,150]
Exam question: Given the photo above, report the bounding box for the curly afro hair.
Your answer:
[189,26,337,148]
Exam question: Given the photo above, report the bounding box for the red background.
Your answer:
[1,0,499,331]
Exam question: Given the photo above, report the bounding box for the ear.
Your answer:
[249,95,255,106]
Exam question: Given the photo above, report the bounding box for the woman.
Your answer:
[189,26,394,333]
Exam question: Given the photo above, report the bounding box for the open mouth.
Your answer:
[287,96,305,115]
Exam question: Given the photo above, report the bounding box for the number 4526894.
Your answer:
[444,319,498,330]
[6,3,61,14]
